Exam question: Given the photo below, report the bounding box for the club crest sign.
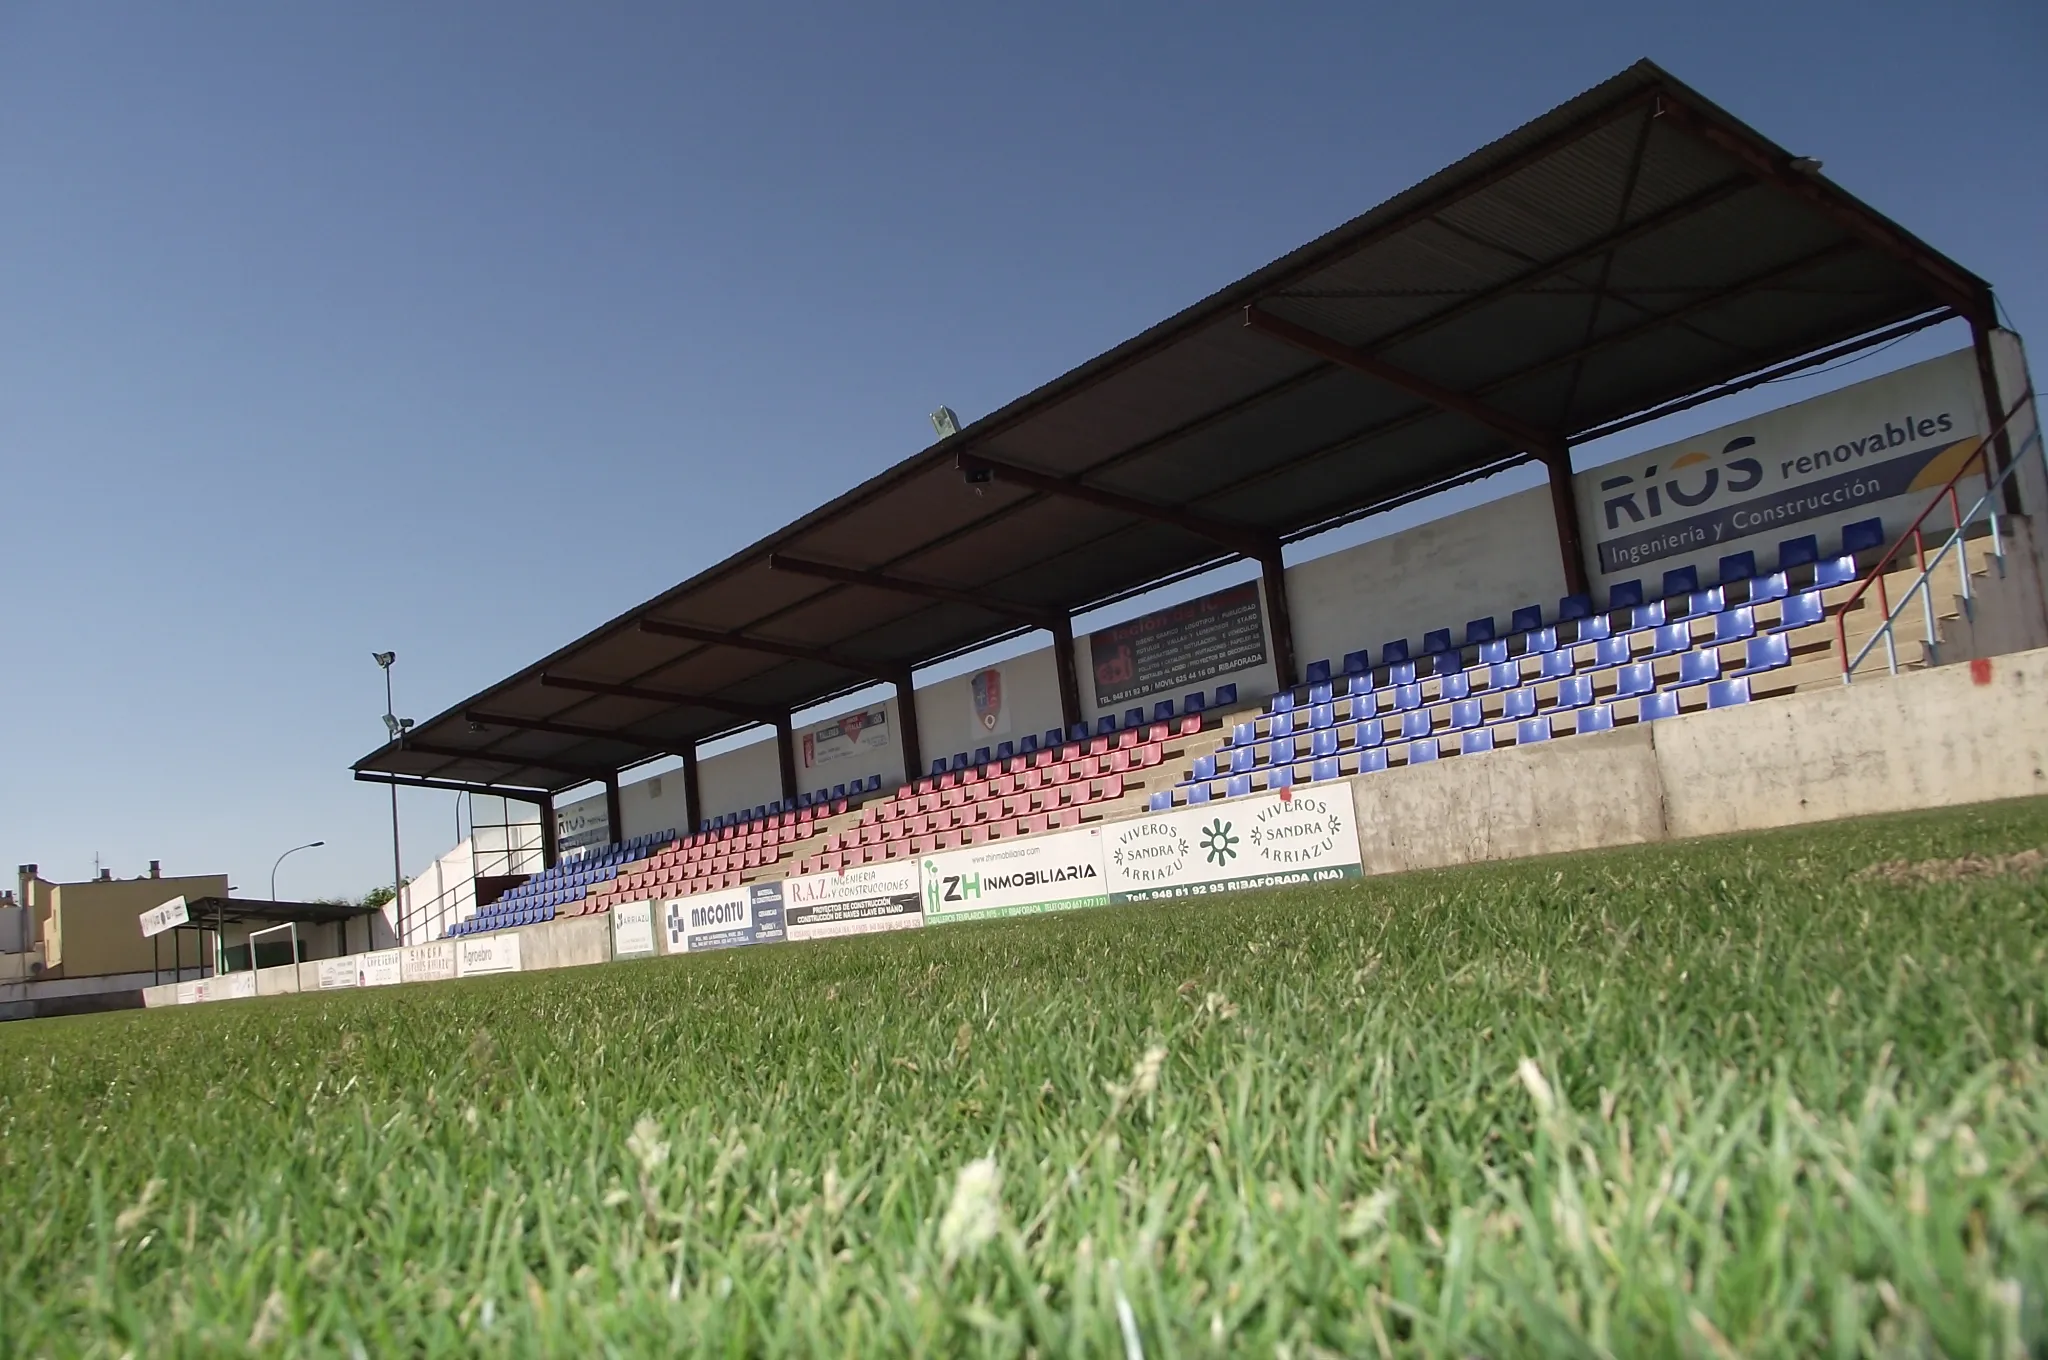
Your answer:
[970,668,1005,734]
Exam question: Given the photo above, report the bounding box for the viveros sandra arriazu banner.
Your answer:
[921,827,1108,924]
[1104,787,1362,902]
[784,862,922,942]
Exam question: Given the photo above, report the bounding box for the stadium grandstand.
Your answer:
[318,60,2039,963]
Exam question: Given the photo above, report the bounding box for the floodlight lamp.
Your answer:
[382,714,403,738]
[930,406,961,439]
[1788,156,1823,175]
[372,651,396,669]
[399,717,415,732]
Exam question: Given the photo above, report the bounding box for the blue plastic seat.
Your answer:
[1749,571,1790,604]
[1773,591,1824,632]
[1308,681,1333,706]
[1225,774,1252,798]
[1095,716,1118,737]
[1186,754,1218,783]
[1609,579,1645,611]
[1485,661,1518,690]
[1556,674,1594,710]
[1662,565,1699,599]
[1188,783,1213,804]
[1151,701,1174,724]
[1742,633,1791,673]
[1466,617,1497,645]
[1309,702,1335,730]
[1309,727,1339,759]
[1502,687,1538,722]
[1408,738,1440,764]
[1148,790,1172,812]
[1229,746,1257,775]
[1268,737,1298,766]
[1438,670,1470,701]
[1638,691,1681,722]
[1267,765,1295,792]
[1677,649,1720,686]
[1813,555,1858,588]
[1311,755,1342,782]
[1182,691,1206,717]
[1516,715,1552,744]
[1778,534,1820,571]
[1393,683,1422,711]
[1841,517,1885,556]
[1304,658,1332,685]
[972,746,992,767]
[1707,675,1752,708]
[1270,691,1296,714]
[1539,649,1574,681]
[1524,625,1558,654]
[1449,698,1482,730]
[1121,708,1145,731]
[1422,628,1453,655]
[1230,721,1257,748]
[1718,551,1758,586]
[1478,638,1509,666]
[1213,684,1237,707]
[1461,728,1495,755]
[1271,710,1296,739]
[1388,660,1418,686]
[1510,604,1545,634]
[1594,635,1631,668]
[1358,747,1389,773]
[1018,733,1039,755]
[1630,600,1668,632]
[1342,649,1371,677]
[1686,586,1725,618]
[1578,703,1615,734]
[1651,622,1691,657]
[951,752,970,772]
[1399,709,1432,741]
[1614,662,1655,699]
[1382,640,1411,666]
[1576,614,1612,642]
[1354,718,1385,748]
[1558,593,1593,622]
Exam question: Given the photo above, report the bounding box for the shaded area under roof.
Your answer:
[357,58,1992,794]
[172,897,379,928]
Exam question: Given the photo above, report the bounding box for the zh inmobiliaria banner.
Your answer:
[1103,788,1363,901]
[922,827,1108,924]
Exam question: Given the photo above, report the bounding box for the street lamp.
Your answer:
[373,652,411,923]
[270,840,325,901]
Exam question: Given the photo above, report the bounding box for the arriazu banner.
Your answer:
[1103,787,1363,902]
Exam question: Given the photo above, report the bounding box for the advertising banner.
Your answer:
[555,793,611,854]
[226,972,258,1000]
[784,862,923,942]
[664,882,787,953]
[456,935,523,977]
[1088,581,1267,708]
[357,949,403,987]
[612,900,658,959]
[140,896,189,938]
[921,827,1108,924]
[175,980,203,1005]
[967,668,1009,737]
[1104,787,1363,902]
[402,941,457,984]
[1576,349,1985,585]
[316,957,360,990]
[801,706,891,775]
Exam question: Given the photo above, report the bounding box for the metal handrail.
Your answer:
[1839,388,2042,680]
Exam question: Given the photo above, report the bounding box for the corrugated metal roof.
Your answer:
[357,59,1990,793]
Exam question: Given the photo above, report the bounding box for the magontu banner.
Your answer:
[612,900,658,958]
[784,862,923,942]
[316,957,360,990]
[456,934,522,977]
[402,941,457,984]
[1104,787,1363,902]
[921,827,1108,924]
[357,949,403,987]
[663,884,763,954]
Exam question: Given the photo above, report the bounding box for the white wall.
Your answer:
[1287,485,1568,668]
[696,731,784,821]
[388,839,478,946]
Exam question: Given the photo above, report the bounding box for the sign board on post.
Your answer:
[401,941,457,984]
[316,957,360,990]
[140,896,190,938]
[457,934,522,977]
[357,949,403,987]
[612,900,657,959]
[921,827,1108,924]
[1088,582,1267,709]
[784,863,922,942]
[1103,788,1363,902]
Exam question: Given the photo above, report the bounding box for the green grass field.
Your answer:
[4,801,2046,1356]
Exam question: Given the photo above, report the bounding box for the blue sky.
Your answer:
[3,1,2042,902]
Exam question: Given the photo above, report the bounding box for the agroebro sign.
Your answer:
[1576,349,1985,581]
[1104,788,1363,902]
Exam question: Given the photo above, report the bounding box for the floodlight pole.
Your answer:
[376,653,403,921]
